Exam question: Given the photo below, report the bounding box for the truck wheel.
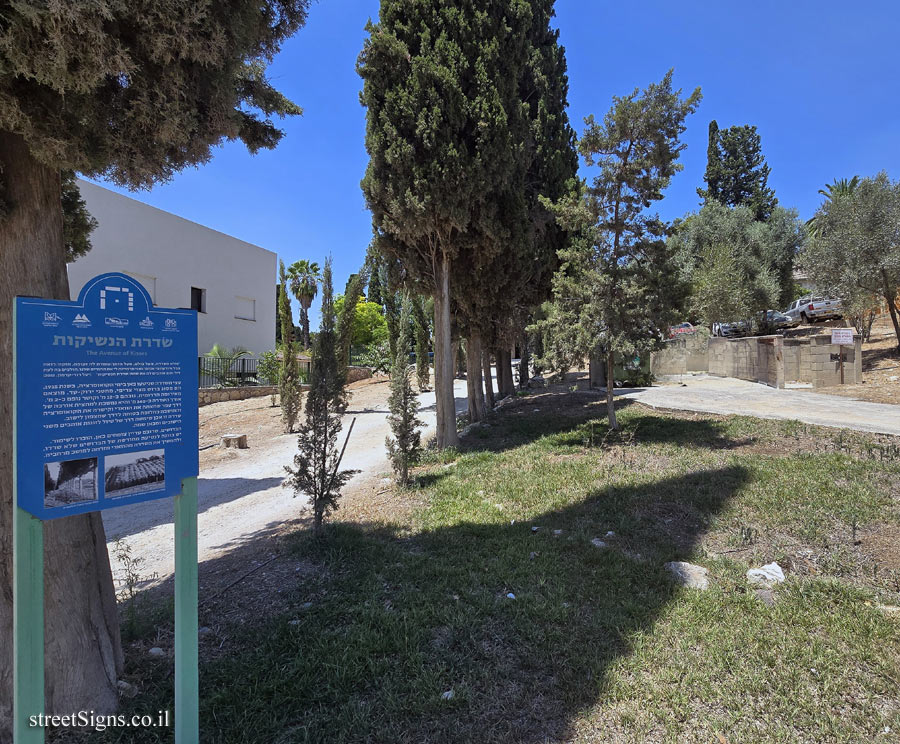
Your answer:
[800,312,809,324]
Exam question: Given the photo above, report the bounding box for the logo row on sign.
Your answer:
[42,313,179,331]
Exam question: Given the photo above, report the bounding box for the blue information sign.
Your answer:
[14,272,198,520]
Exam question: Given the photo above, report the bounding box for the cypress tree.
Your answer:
[412,296,432,392]
[337,270,367,370]
[386,295,424,485]
[284,259,357,536]
[278,261,303,433]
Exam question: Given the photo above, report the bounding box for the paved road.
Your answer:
[625,375,900,436]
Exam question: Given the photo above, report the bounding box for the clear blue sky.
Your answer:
[88,0,900,324]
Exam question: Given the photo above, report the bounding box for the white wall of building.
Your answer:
[68,180,276,356]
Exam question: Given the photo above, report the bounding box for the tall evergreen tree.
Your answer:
[279,261,303,433]
[386,295,424,485]
[698,122,777,221]
[61,171,97,262]
[541,71,701,430]
[284,259,358,536]
[337,270,367,369]
[0,2,309,730]
[360,1,534,448]
[412,296,432,391]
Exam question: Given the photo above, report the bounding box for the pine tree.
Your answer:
[278,261,303,433]
[542,71,701,430]
[386,295,424,485]
[284,259,358,536]
[61,171,97,262]
[0,2,309,729]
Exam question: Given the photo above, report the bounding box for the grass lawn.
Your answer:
[77,391,900,744]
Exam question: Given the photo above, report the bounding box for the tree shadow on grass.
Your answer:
[94,462,749,744]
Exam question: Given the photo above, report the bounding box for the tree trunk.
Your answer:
[589,351,606,389]
[518,333,529,389]
[497,348,515,397]
[300,305,310,350]
[465,332,486,422]
[433,253,459,448]
[606,349,618,430]
[0,132,122,740]
[881,269,900,351]
[482,349,495,409]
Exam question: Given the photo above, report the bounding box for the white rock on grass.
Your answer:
[441,689,455,701]
[747,562,785,586]
[506,592,516,600]
[147,647,165,657]
[664,561,710,590]
[590,538,607,549]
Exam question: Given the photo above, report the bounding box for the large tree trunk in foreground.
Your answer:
[882,269,900,352]
[465,332,486,423]
[606,349,618,430]
[482,349,495,410]
[0,133,122,740]
[433,253,459,448]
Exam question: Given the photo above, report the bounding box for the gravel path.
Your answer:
[625,374,900,436]
[103,377,471,586]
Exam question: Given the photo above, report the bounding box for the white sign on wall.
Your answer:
[831,329,854,346]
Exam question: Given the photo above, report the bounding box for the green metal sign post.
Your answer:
[12,483,199,742]
[175,477,199,742]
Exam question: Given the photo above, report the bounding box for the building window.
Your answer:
[235,296,256,321]
[190,287,206,313]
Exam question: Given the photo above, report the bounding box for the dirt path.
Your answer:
[625,374,900,436]
[103,375,471,587]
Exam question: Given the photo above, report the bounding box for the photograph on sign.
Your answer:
[15,272,198,521]
[104,449,166,499]
[43,458,98,508]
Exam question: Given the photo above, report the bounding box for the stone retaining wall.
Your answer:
[199,385,279,407]
[198,366,373,407]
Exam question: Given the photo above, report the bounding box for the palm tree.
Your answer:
[806,176,860,238]
[286,259,321,350]
[204,343,252,387]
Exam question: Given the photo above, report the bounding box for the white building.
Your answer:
[68,180,276,356]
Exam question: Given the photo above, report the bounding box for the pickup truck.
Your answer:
[784,296,842,324]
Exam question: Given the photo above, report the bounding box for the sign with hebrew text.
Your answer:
[14,273,198,520]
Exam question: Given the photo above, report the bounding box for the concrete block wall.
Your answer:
[782,334,861,387]
[650,333,710,376]
[756,336,784,389]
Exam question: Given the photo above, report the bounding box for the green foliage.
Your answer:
[257,349,281,406]
[278,261,303,433]
[386,296,424,485]
[671,201,805,323]
[412,295,431,391]
[801,171,900,346]
[358,340,392,375]
[698,121,778,221]
[336,271,368,369]
[333,297,388,348]
[61,171,97,262]
[806,176,860,238]
[539,71,701,427]
[284,258,357,536]
[204,343,252,388]
[0,2,309,187]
